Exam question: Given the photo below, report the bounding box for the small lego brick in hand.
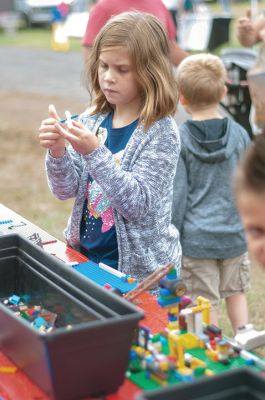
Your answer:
[65,110,73,129]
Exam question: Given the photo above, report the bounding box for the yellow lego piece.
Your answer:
[167,321,179,330]
[160,360,169,372]
[205,369,215,376]
[190,357,206,369]
[0,366,17,373]
[150,373,167,386]
[179,332,200,349]
[177,366,193,376]
[168,307,179,314]
[205,349,218,362]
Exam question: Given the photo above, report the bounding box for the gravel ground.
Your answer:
[0,46,88,101]
[0,46,88,239]
[0,46,191,125]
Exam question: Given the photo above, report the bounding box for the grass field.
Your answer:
[1,1,265,340]
[0,26,83,51]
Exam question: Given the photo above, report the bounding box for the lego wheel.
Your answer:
[174,282,187,297]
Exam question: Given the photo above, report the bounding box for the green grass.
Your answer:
[0,2,257,53]
[0,1,264,54]
[0,26,82,51]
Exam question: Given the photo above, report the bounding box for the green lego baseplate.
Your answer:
[126,330,264,391]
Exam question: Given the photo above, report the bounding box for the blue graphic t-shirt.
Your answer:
[80,113,138,268]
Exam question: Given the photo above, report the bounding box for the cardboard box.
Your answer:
[0,234,144,400]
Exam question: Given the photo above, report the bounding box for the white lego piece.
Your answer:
[234,324,265,350]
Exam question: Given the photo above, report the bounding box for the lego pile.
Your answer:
[1,294,59,333]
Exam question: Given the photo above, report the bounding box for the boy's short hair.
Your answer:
[176,53,226,107]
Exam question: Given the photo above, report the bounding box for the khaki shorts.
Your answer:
[181,252,250,309]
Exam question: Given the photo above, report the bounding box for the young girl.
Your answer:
[234,133,265,270]
[38,12,182,284]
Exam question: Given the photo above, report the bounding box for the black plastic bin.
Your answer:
[0,234,144,400]
[136,368,265,400]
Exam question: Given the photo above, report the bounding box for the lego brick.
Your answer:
[0,204,57,245]
[73,260,137,293]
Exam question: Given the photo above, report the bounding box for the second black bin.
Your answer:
[136,368,265,400]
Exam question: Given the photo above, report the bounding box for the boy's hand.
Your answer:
[54,120,99,155]
[39,104,66,158]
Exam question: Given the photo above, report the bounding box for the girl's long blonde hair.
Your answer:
[84,12,178,130]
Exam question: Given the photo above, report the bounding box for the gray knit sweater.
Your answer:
[45,112,182,282]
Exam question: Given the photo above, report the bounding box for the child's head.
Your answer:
[234,133,265,268]
[175,53,226,110]
[85,11,178,128]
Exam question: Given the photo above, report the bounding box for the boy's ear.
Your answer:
[222,85,228,99]
[179,93,188,105]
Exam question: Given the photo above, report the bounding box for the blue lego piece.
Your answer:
[73,261,137,294]
[159,288,172,296]
[160,336,167,345]
[175,371,193,382]
[9,295,21,305]
[33,316,47,329]
[130,350,138,360]
[167,273,177,280]
[145,371,151,379]
[168,314,178,321]
[245,359,255,366]
[0,219,13,225]
[157,296,181,307]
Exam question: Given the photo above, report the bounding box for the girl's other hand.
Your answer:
[54,120,100,155]
[38,104,66,158]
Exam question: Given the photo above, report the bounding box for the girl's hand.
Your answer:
[54,120,100,155]
[39,104,66,158]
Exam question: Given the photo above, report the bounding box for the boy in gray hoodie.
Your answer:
[173,53,251,333]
